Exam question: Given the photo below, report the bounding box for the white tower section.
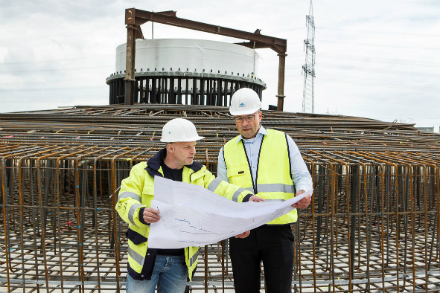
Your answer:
[108,39,265,106]
[115,39,260,78]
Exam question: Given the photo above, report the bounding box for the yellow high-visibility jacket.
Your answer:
[223,129,297,224]
[116,148,253,280]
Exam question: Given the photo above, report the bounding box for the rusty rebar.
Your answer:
[1,105,439,292]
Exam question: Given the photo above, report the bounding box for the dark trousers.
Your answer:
[229,224,294,293]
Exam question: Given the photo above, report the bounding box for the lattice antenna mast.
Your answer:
[302,0,316,113]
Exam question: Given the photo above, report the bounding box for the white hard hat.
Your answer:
[229,88,262,116]
[161,118,204,142]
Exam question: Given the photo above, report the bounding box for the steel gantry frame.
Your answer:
[123,8,288,111]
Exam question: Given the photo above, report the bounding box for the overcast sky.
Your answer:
[1,0,439,130]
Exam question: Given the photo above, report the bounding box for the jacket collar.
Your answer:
[145,148,203,178]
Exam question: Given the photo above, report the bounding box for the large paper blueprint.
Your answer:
[148,176,311,248]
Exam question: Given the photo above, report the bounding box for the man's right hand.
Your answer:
[249,195,265,202]
[143,208,161,223]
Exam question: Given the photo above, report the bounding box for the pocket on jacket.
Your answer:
[141,185,154,205]
[227,165,249,180]
[142,185,154,196]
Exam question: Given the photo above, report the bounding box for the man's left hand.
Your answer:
[234,230,250,238]
[249,195,265,202]
[291,190,311,209]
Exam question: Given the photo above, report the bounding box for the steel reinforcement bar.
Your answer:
[0,144,439,292]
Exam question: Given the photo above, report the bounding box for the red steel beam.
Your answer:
[125,8,287,54]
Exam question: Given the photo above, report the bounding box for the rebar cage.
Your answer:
[1,105,439,292]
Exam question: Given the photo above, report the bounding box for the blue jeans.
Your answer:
[126,254,188,293]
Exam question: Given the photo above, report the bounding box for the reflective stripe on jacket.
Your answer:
[115,148,253,280]
[223,129,297,224]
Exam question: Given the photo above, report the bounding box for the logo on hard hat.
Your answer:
[239,103,245,107]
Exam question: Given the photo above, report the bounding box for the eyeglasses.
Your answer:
[234,112,258,124]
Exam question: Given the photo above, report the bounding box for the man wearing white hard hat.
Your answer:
[116,118,261,293]
[217,88,314,293]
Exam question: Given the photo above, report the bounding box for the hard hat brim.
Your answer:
[229,108,260,116]
[160,135,205,143]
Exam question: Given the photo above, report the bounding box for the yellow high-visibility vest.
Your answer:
[223,129,297,224]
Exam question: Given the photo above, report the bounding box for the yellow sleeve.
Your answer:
[115,162,149,227]
[203,168,253,202]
